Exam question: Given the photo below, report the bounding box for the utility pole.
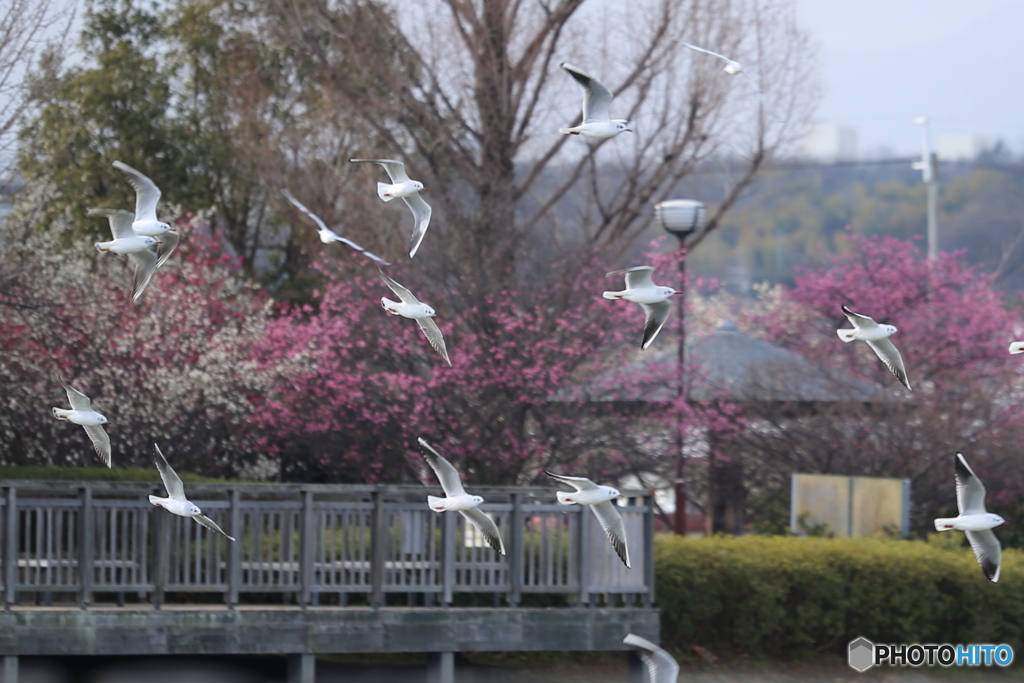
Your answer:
[654,199,706,536]
[913,117,940,259]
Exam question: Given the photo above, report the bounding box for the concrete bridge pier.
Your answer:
[2,655,16,683]
[287,653,315,683]
[427,652,454,683]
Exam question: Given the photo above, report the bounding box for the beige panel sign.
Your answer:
[791,474,909,537]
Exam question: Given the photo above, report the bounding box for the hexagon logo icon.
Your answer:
[849,637,875,672]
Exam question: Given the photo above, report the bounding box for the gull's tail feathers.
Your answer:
[377,182,397,202]
[837,329,858,343]
[1010,341,1024,355]
[428,495,447,511]
[149,495,165,507]
[602,291,624,300]
[52,408,70,420]
[934,517,957,532]
[556,491,577,505]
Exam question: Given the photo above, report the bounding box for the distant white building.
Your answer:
[802,124,858,162]
[937,133,992,162]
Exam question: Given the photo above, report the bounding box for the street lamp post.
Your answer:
[913,117,939,260]
[654,199,706,536]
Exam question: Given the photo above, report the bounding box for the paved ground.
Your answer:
[13,654,1023,682]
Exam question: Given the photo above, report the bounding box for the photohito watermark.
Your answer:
[848,637,1014,672]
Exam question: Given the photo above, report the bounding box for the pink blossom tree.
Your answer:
[735,232,1024,535]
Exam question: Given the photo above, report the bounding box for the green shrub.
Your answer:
[655,534,1024,658]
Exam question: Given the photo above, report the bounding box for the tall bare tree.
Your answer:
[272,0,817,293]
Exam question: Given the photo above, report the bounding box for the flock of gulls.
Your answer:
[39,40,1011,677]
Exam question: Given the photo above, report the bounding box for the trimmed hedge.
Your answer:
[656,534,1024,658]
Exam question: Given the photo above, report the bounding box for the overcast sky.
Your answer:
[795,0,1024,158]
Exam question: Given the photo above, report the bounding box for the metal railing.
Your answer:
[0,482,655,609]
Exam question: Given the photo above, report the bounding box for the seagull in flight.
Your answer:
[934,452,1004,582]
[88,209,158,302]
[349,159,432,258]
[52,375,111,468]
[280,189,391,266]
[378,268,451,366]
[837,305,911,391]
[149,444,235,542]
[112,161,179,267]
[603,266,677,350]
[558,63,631,139]
[417,438,505,555]
[623,634,680,683]
[547,471,630,568]
[679,41,744,75]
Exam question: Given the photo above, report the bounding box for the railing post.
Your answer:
[509,492,523,607]
[440,510,455,606]
[4,487,16,609]
[644,492,655,608]
[577,505,590,607]
[152,498,168,610]
[370,489,385,608]
[78,486,93,609]
[299,489,314,607]
[227,488,241,608]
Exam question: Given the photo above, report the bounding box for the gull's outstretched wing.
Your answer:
[194,513,236,542]
[128,247,158,302]
[460,508,506,555]
[153,444,186,501]
[561,62,612,123]
[841,305,881,331]
[60,375,94,412]
[640,301,671,350]
[88,208,136,241]
[83,425,112,468]
[623,634,680,683]
[607,266,655,290]
[955,452,988,516]
[591,500,630,568]
[350,158,411,184]
[545,471,599,492]
[281,189,331,233]
[378,268,420,305]
[155,231,179,268]
[417,438,467,497]
[965,529,1001,583]
[401,193,432,258]
[417,318,451,366]
[866,338,911,391]
[112,161,161,222]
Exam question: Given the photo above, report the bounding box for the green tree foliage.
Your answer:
[18,0,190,246]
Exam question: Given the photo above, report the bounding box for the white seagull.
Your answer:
[88,209,158,302]
[349,158,432,258]
[112,161,179,267]
[934,452,1004,582]
[623,634,680,683]
[837,305,912,391]
[558,62,631,139]
[280,189,391,266]
[1009,341,1024,355]
[149,444,235,542]
[52,375,111,468]
[417,438,505,555]
[547,471,630,568]
[679,41,744,75]
[603,266,677,350]
[378,268,451,366]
